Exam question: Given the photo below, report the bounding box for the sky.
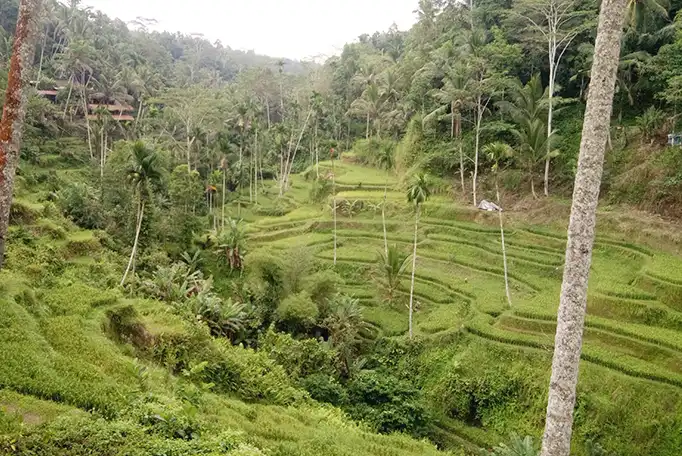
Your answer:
[80,0,419,61]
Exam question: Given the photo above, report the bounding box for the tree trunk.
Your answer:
[408,204,420,339]
[540,1,627,455]
[62,74,73,119]
[545,43,555,197]
[120,200,145,287]
[0,0,42,271]
[473,97,482,207]
[456,113,465,195]
[221,163,226,231]
[382,172,389,257]
[496,180,511,307]
[254,128,259,205]
[332,154,337,266]
[36,25,46,87]
[83,87,93,160]
[366,112,370,140]
[531,173,537,199]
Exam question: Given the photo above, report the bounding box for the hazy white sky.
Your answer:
[80,0,419,60]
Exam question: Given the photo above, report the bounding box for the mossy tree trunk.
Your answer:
[540,1,627,454]
[0,0,43,271]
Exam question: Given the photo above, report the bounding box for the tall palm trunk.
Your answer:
[254,128,259,205]
[366,112,370,140]
[545,44,556,197]
[408,204,420,339]
[0,0,42,271]
[62,73,73,119]
[382,171,389,257]
[221,162,226,231]
[455,110,465,195]
[332,153,337,266]
[473,95,483,207]
[496,180,511,307]
[120,200,145,287]
[540,1,627,455]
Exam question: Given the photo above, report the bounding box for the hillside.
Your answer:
[0,152,448,455]
[1,146,681,455]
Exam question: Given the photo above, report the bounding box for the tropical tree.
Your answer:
[512,0,594,196]
[626,0,669,30]
[426,65,470,193]
[120,141,162,286]
[376,143,394,256]
[213,217,247,271]
[406,173,431,339]
[0,0,43,272]
[376,245,410,304]
[513,119,559,198]
[540,0,628,454]
[484,142,514,307]
[324,294,365,377]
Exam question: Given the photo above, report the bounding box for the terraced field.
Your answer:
[246,161,682,395]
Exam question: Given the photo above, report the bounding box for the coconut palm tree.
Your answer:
[484,142,514,308]
[426,65,470,193]
[376,143,395,256]
[213,217,247,271]
[376,245,411,304]
[626,0,669,30]
[406,173,431,339]
[513,119,559,198]
[540,0,628,454]
[120,141,162,286]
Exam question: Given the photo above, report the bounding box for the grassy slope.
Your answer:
[247,160,682,455]
[3,155,682,455]
[0,158,446,456]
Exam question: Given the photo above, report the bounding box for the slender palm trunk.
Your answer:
[36,27,46,86]
[545,53,555,197]
[382,171,389,257]
[120,200,145,287]
[0,0,43,271]
[62,74,73,119]
[221,165,226,231]
[254,128,259,205]
[531,173,538,199]
[496,180,511,307]
[332,154,337,266]
[473,97,483,206]
[540,1,627,454]
[366,112,370,140]
[408,204,420,339]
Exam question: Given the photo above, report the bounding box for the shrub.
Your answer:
[259,328,336,379]
[302,269,345,317]
[300,373,349,406]
[276,291,319,333]
[345,370,430,437]
[58,182,104,229]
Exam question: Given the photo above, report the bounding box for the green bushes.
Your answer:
[57,182,104,229]
[345,370,430,437]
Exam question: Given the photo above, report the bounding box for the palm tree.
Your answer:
[427,65,470,194]
[0,0,43,272]
[350,82,385,139]
[626,0,669,30]
[120,142,162,286]
[213,217,246,271]
[376,144,395,256]
[513,119,559,198]
[324,294,365,377]
[406,173,431,339]
[484,142,514,308]
[498,74,548,127]
[376,245,411,304]
[540,0,628,454]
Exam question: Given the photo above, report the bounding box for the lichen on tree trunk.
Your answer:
[0,0,44,270]
[540,1,628,455]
